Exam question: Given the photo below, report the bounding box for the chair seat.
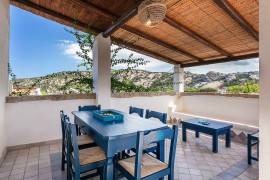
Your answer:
[73,146,106,166]
[118,153,168,178]
[77,135,95,146]
[144,143,157,150]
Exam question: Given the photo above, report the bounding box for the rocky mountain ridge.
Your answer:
[12,70,259,94]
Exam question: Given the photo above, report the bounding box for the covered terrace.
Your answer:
[0,0,268,179]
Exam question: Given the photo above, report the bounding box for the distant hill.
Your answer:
[12,70,259,94]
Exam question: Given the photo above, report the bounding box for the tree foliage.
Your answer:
[227,82,259,94]
[184,87,217,93]
[62,28,151,93]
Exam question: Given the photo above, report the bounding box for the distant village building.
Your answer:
[12,87,42,95]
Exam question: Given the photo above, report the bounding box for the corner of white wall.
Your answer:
[0,0,9,163]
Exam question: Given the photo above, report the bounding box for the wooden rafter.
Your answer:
[214,0,259,41]
[182,53,259,67]
[164,16,232,57]
[103,1,143,38]
[122,25,204,62]
[112,37,181,65]
[11,0,101,35]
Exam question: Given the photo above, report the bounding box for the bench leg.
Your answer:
[195,131,199,138]
[226,130,231,148]
[248,134,252,165]
[182,125,187,142]
[213,134,218,153]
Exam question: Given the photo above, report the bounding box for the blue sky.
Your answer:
[10,6,259,79]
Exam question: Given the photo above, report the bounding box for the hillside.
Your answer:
[12,70,259,94]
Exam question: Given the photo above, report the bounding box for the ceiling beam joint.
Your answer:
[213,0,259,41]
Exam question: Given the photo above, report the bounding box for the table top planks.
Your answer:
[181,118,233,131]
[72,110,168,140]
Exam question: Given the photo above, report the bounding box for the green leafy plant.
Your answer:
[185,87,217,93]
[62,28,154,93]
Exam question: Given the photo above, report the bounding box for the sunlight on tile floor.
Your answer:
[0,129,258,180]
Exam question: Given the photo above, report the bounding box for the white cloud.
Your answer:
[58,41,173,72]
[58,40,92,60]
[58,40,258,74]
[186,58,259,74]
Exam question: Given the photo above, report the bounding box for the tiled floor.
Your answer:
[0,130,258,180]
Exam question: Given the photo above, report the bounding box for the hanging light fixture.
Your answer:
[138,0,167,27]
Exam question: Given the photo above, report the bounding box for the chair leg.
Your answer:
[61,145,65,171]
[168,174,173,180]
[75,171,80,180]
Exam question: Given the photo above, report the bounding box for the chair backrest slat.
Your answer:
[78,105,101,111]
[67,123,80,166]
[143,128,174,146]
[129,106,144,117]
[145,109,167,124]
[135,125,178,179]
[60,110,70,140]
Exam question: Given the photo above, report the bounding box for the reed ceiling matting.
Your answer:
[11,0,259,67]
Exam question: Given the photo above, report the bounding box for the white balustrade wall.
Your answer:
[5,93,259,147]
[173,94,259,128]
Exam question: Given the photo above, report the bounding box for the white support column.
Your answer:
[0,0,9,163]
[93,33,111,108]
[259,0,270,178]
[173,64,184,93]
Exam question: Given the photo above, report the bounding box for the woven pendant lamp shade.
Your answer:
[138,0,167,27]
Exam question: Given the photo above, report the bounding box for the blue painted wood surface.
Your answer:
[181,118,233,153]
[145,109,167,124]
[72,110,169,180]
[129,106,144,117]
[115,125,178,180]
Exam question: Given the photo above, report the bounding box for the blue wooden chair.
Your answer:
[79,105,101,111]
[145,110,167,124]
[144,110,167,154]
[129,106,144,118]
[60,111,95,171]
[114,125,178,180]
[67,123,106,180]
[76,105,101,135]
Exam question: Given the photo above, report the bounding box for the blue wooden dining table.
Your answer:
[72,109,169,180]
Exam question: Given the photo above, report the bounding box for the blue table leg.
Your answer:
[226,130,231,147]
[104,156,114,180]
[213,133,218,153]
[195,131,199,138]
[182,124,187,142]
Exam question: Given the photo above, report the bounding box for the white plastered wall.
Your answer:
[171,95,259,132]
[259,0,270,178]
[111,95,177,117]
[0,0,9,162]
[5,99,95,147]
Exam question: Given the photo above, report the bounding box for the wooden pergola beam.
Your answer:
[164,16,232,57]
[214,0,259,41]
[182,53,259,67]
[103,1,143,38]
[11,0,101,35]
[122,25,204,62]
[112,37,181,65]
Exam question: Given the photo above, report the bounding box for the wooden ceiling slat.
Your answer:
[11,0,102,35]
[213,0,259,41]
[70,0,117,20]
[11,0,259,67]
[122,25,204,62]
[164,16,231,57]
[182,53,259,67]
